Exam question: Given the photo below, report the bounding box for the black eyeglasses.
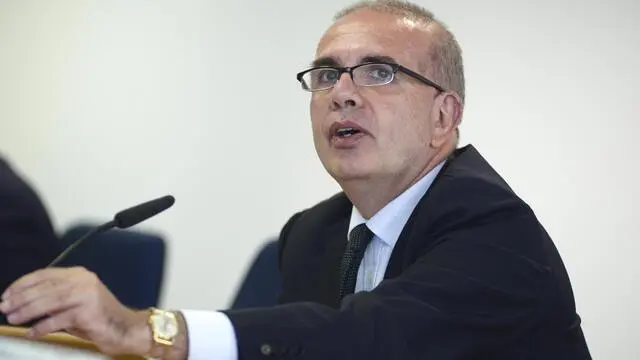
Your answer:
[296,61,446,93]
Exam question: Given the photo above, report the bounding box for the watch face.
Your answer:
[151,313,178,339]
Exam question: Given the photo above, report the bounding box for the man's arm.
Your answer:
[129,211,307,360]
[123,309,236,360]
[0,208,305,359]
[168,212,306,360]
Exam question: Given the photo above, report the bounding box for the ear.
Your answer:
[430,92,463,148]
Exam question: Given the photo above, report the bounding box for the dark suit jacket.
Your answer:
[223,145,591,359]
[0,157,60,304]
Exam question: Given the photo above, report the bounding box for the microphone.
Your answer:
[47,195,175,267]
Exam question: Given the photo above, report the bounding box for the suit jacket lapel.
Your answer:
[383,148,461,279]
[318,216,350,308]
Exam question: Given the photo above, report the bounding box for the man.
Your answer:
[0,156,60,325]
[0,1,591,359]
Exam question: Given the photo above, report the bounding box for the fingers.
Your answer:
[26,308,82,338]
[0,267,95,325]
[1,267,63,300]
[3,282,80,325]
[2,267,86,300]
[1,277,69,312]
[0,266,142,355]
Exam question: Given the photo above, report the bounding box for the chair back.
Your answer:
[58,223,166,309]
[231,239,282,309]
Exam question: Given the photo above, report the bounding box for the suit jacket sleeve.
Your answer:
[221,183,556,360]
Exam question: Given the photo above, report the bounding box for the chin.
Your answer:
[325,161,372,183]
[318,145,374,179]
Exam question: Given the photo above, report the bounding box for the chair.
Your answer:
[57,223,166,309]
[230,239,283,309]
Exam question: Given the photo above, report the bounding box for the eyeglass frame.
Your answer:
[295,61,446,93]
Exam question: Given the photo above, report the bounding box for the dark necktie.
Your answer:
[338,223,374,303]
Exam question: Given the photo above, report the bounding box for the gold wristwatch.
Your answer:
[147,307,179,347]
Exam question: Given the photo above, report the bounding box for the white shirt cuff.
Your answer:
[181,310,238,360]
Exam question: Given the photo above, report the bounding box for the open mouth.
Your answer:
[335,127,362,138]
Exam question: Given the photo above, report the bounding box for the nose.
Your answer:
[330,72,363,111]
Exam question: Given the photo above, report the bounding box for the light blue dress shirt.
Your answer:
[349,161,445,292]
[182,161,446,360]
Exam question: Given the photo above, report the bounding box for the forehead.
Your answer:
[315,10,433,68]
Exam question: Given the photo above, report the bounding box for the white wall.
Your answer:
[0,0,637,358]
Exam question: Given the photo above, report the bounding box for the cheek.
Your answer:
[405,93,433,136]
[310,97,327,137]
[376,97,432,149]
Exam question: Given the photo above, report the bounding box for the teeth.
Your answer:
[337,128,357,137]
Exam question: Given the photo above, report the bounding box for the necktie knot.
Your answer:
[338,223,374,303]
[348,223,373,252]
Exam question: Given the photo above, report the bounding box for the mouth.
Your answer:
[329,121,368,139]
[328,121,368,148]
[335,127,362,138]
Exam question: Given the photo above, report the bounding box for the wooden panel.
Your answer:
[0,325,144,360]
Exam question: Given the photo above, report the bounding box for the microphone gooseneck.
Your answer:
[47,221,115,267]
[46,195,175,267]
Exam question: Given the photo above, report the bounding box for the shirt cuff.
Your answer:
[181,309,238,360]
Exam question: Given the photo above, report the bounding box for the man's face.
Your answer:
[309,10,442,185]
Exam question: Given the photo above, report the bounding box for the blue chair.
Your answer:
[58,223,166,309]
[231,239,282,309]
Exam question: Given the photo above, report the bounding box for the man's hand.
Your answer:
[0,267,152,356]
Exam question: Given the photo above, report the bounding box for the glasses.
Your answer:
[296,61,446,93]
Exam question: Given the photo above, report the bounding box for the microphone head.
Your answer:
[113,195,175,229]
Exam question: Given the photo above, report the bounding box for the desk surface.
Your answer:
[0,325,143,360]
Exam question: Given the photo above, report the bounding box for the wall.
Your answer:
[0,0,637,358]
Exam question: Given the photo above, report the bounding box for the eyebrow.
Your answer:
[310,54,400,68]
[311,56,340,68]
[361,54,399,64]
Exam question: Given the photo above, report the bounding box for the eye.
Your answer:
[369,66,392,80]
[312,69,339,85]
[357,64,394,84]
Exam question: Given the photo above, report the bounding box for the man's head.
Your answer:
[298,0,465,197]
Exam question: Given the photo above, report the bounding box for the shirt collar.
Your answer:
[348,160,445,246]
